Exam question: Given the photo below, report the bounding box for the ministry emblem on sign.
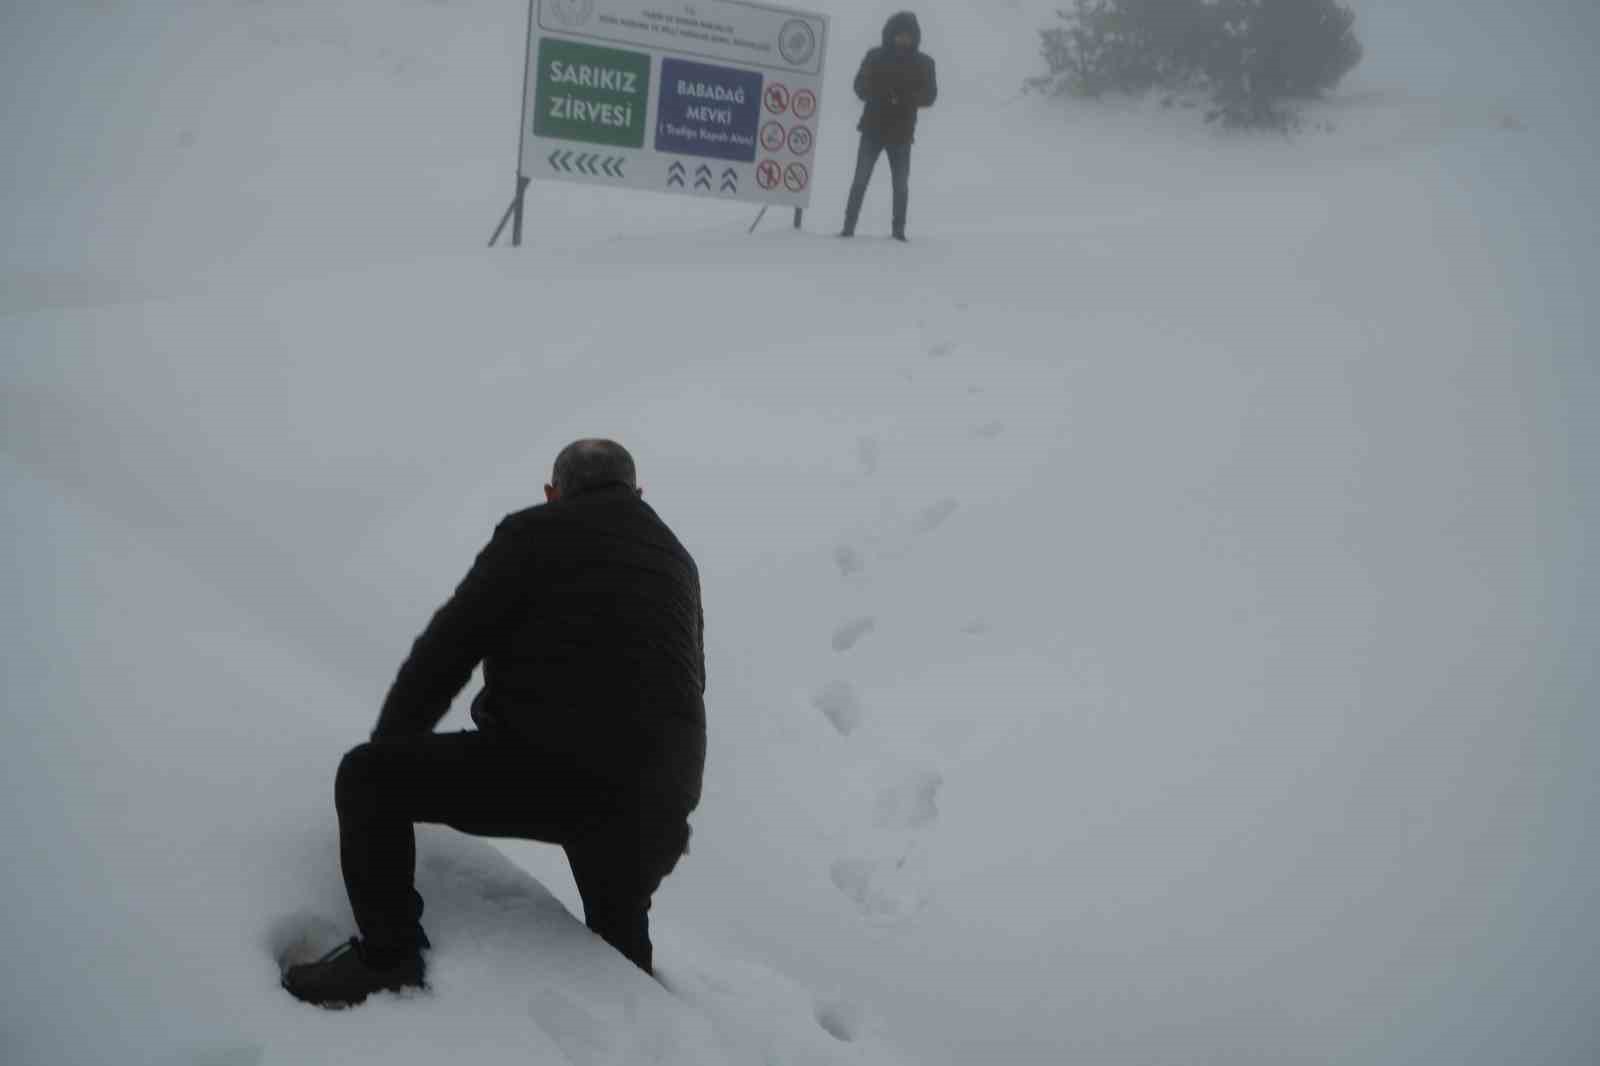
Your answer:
[550,0,595,27]
[778,19,817,66]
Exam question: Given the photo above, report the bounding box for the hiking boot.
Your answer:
[282,937,426,1008]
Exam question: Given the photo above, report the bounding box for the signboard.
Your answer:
[520,0,828,209]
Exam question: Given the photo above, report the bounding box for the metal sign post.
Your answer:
[490,0,541,247]
[493,0,829,245]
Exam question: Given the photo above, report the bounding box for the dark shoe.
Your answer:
[838,229,855,238]
[282,937,426,1008]
[892,230,908,242]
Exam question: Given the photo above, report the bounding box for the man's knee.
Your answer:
[335,741,382,818]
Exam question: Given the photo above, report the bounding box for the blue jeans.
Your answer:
[843,132,911,235]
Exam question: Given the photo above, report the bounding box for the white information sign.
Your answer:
[520,0,829,209]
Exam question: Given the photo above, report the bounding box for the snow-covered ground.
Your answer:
[3,2,1596,1064]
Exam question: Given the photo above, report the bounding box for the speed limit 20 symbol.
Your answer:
[786,124,813,156]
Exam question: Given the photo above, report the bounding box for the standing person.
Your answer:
[841,11,938,241]
[282,439,706,1007]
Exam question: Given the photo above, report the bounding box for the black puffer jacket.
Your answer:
[854,11,938,145]
[374,484,706,815]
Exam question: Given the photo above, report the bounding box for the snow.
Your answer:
[3,1,1598,1065]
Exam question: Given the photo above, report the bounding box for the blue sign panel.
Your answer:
[655,57,762,163]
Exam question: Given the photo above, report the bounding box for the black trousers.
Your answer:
[335,730,689,974]
[843,131,913,235]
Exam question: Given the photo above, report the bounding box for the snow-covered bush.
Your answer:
[1031,0,1362,128]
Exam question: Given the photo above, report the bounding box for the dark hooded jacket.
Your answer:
[854,12,938,145]
[372,484,706,816]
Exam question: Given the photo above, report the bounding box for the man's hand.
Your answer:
[372,518,529,739]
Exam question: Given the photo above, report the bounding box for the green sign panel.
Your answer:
[533,37,650,149]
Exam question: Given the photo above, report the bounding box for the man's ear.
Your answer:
[544,484,559,503]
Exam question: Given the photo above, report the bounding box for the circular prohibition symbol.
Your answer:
[791,89,817,121]
[763,82,791,115]
[760,120,787,153]
[756,159,784,190]
[786,124,814,156]
[783,162,809,192]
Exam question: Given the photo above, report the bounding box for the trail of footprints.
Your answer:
[810,331,1001,923]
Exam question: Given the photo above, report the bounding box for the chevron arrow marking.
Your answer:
[545,149,631,179]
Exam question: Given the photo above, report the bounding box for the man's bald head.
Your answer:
[550,439,638,499]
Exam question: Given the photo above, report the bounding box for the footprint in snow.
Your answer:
[814,996,865,1043]
[972,419,1006,440]
[265,911,346,973]
[873,768,943,832]
[813,680,865,736]
[831,616,876,652]
[829,849,931,924]
[855,435,880,476]
[913,498,959,535]
[833,542,865,578]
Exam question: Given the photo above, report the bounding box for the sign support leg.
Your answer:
[490,0,537,249]
[511,175,530,247]
[488,176,532,248]
[749,207,803,234]
[489,199,515,247]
